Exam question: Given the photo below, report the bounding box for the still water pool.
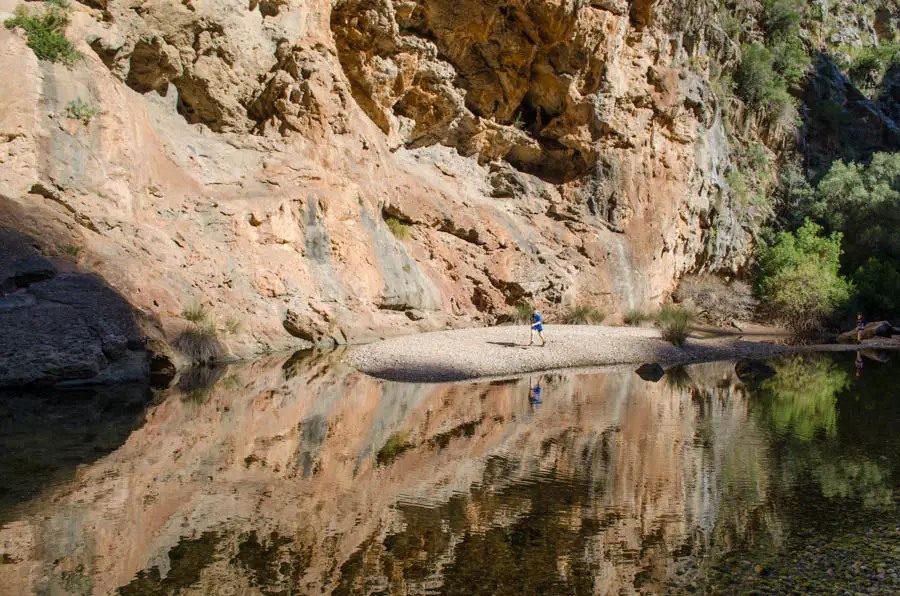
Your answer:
[1,350,899,595]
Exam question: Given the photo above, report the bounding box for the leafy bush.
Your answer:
[623,309,650,326]
[813,153,900,270]
[735,0,809,124]
[848,42,900,93]
[756,219,853,332]
[770,37,811,86]
[66,98,96,123]
[560,304,605,325]
[654,305,696,346]
[736,43,780,108]
[763,0,804,42]
[385,215,411,240]
[4,1,80,64]
[852,257,900,320]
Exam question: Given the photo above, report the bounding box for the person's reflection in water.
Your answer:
[856,351,864,377]
[529,375,543,407]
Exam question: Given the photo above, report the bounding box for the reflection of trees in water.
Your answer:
[751,354,893,509]
[756,354,849,440]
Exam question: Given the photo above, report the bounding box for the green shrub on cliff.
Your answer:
[756,219,853,331]
[4,1,79,64]
[384,215,411,240]
[848,41,900,94]
[762,0,805,42]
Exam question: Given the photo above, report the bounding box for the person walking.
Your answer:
[857,313,866,344]
[529,311,546,346]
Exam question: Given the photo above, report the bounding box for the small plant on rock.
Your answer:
[560,304,606,325]
[66,98,96,123]
[61,244,82,259]
[182,303,208,324]
[384,215,411,240]
[224,317,242,335]
[4,1,80,64]
[512,111,526,130]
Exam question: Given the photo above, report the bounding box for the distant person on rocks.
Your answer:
[857,313,866,344]
[529,311,546,346]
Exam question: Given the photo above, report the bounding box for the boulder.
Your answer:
[735,359,776,383]
[635,363,665,382]
[837,321,894,344]
[283,309,322,343]
[0,304,105,387]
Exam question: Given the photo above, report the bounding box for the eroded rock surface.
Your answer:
[1,0,753,361]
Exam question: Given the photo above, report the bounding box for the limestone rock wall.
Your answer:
[0,0,750,360]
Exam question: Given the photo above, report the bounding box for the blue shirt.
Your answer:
[532,314,543,327]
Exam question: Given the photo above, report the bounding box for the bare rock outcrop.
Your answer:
[0,0,753,362]
[0,228,148,387]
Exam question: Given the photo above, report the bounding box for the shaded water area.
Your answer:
[2,350,900,594]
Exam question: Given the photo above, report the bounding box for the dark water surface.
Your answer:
[1,350,899,594]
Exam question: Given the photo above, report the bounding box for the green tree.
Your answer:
[814,153,900,269]
[736,43,781,108]
[762,0,804,42]
[853,257,900,318]
[757,219,853,330]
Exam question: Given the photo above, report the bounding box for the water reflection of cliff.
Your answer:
[0,352,895,594]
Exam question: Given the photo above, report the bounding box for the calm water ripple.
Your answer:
[1,350,899,594]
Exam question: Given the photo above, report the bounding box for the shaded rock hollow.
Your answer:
[0,0,752,362]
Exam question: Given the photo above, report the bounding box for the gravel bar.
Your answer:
[345,325,801,383]
[346,325,900,383]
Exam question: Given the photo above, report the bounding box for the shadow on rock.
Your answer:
[0,226,150,387]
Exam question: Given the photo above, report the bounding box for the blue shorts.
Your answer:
[533,324,543,332]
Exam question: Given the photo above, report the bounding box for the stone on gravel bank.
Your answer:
[837,321,895,344]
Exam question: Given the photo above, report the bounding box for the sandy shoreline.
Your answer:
[345,324,900,383]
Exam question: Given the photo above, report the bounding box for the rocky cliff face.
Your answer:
[0,0,750,364]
